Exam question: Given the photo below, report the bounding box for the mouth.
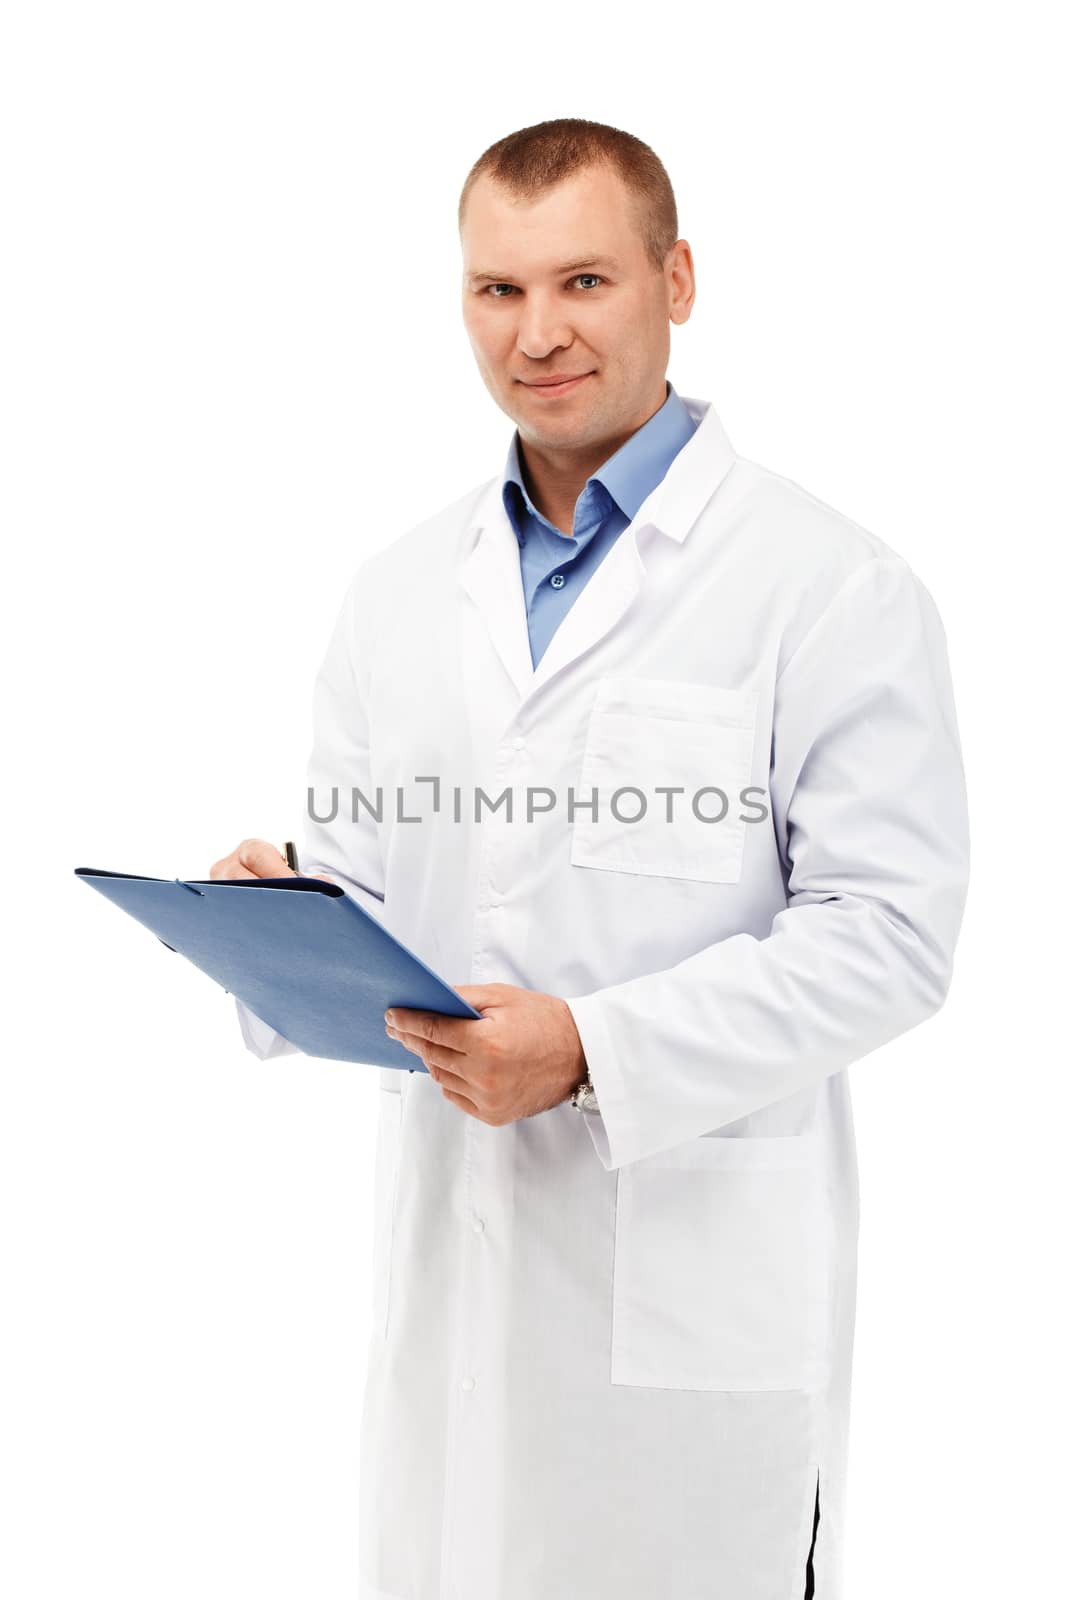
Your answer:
[518,372,594,397]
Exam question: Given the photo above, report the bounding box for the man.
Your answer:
[211,118,969,1600]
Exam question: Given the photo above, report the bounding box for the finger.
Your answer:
[440,1084,483,1118]
[386,1027,469,1072]
[209,855,256,880]
[385,1008,473,1052]
[237,838,294,878]
[427,1060,476,1096]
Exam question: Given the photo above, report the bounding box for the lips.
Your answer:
[520,372,594,393]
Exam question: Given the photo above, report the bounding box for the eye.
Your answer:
[482,273,605,297]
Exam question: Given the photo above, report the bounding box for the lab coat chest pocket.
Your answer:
[570,677,758,884]
[611,1134,831,1391]
[371,1086,404,1343]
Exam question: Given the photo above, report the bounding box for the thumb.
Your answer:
[453,983,513,1012]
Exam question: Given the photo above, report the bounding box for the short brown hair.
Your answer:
[458,117,679,272]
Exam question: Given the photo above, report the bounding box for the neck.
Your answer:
[517,382,668,537]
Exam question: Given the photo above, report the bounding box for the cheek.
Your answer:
[466,309,506,361]
[574,312,629,369]
[603,296,650,343]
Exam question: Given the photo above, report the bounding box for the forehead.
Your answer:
[461,165,642,275]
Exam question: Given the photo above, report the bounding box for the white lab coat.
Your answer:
[237,396,969,1599]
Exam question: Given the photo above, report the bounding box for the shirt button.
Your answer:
[471,1216,485,1233]
[512,735,525,750]
[550,573,565,589]
[461,1376,476,1392]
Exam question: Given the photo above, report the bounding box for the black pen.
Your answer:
[283,840,299,872]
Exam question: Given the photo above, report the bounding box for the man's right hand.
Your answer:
[208,838,334,883]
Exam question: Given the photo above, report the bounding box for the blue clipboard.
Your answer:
[74,867,482,1072]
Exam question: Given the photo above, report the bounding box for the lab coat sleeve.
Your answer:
[564,555,970,1171]
[235,564,387,1060]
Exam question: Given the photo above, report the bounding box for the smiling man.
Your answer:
[462,155,692,544]
[213,118,969,1599]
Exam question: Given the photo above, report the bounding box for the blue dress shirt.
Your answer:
[502,380,698,669]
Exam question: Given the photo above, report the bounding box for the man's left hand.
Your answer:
[384,984,587,1124]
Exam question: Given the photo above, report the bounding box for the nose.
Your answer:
[516,290,575,362]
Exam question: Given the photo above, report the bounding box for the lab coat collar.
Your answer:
[477,394,735,550]
[637,394,737,542]
[500,380,700,542]
[457,397,738,706]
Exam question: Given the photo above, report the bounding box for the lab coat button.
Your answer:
[471,1216,485,1233]
[511,735,525,750]
[461,1375,476,1392]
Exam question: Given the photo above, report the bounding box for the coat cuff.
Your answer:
[564,993,635,1171]
[235,996,300,1060]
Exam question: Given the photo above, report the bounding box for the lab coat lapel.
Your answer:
[529,521,646,692]
[458,492,536,702]
[457,492,646,710]
[458,396,738,709]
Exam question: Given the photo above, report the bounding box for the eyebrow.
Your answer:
[464,254,622,286]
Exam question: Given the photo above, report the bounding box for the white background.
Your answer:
[3,3,1063,1595]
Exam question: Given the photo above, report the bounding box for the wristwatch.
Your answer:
[570,1074,600,1113]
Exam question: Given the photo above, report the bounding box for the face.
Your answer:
[460,163,694,454]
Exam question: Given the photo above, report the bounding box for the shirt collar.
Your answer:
[501,379,696,545]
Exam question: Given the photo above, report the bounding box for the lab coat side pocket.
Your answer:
[371,1086,404,1344]
[610,1133,832,1392]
